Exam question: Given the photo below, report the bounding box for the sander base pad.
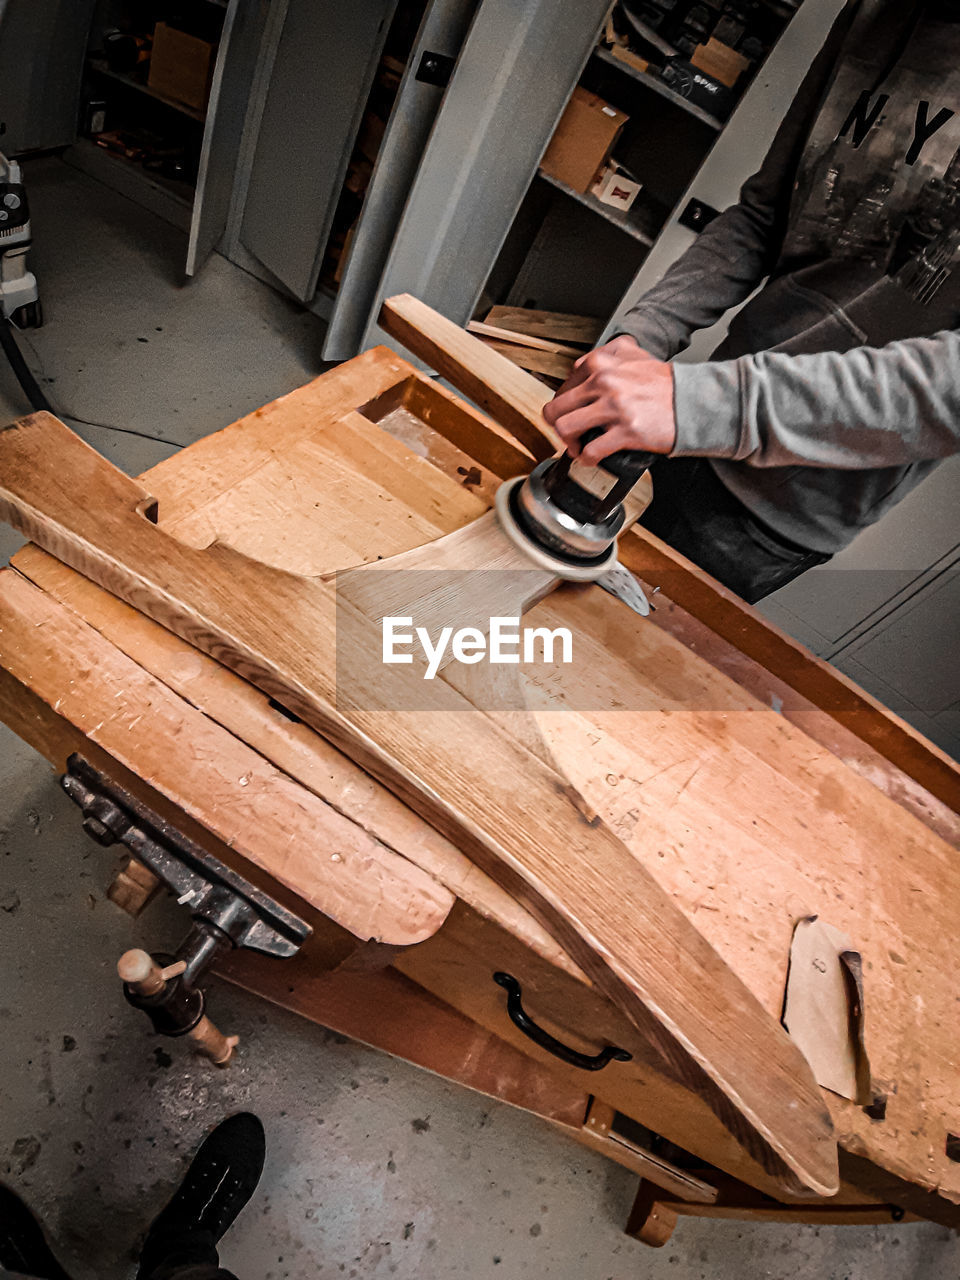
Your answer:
[494,477,618,582]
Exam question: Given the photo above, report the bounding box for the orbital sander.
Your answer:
[495,429,657,616]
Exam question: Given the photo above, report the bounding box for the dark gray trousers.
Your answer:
[640,457,832,603]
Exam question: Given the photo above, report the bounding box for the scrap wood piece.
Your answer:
[783,916,872,1105]
[467,320,584,358]
[378,294,960,816]
[0,411,838,1198]
[486,304,604,347]
[476,336,577,382]
[108,856,162,917]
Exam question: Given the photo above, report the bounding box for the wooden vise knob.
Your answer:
[117,949,239,1067]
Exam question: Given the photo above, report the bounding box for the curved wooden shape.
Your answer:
[0,412,838,1197]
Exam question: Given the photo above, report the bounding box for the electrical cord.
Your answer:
[60,412,186,448]
[0,317,185,449]
[0,314,53,413]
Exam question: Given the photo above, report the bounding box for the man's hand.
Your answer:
[542,335,676,466]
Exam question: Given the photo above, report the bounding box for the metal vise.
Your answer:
[61,754,311,1066]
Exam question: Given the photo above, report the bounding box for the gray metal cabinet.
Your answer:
[238,0,399,302]
[187,0,270,277]
[0,0,96,154]
[358,0,613,353]
[760,458,960,759]
[321,0,479,359]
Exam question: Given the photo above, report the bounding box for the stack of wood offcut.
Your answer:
[467,306,603,388]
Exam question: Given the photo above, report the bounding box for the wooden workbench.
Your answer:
[1,342,958,1244]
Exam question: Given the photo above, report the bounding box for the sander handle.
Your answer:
[578,428,659,486]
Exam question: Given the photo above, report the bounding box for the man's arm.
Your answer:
[617,10,850,360]
[545,327,960,470]
[673,329,960,467]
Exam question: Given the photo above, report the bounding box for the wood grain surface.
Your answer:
[383,295,561,461]
[0,569,453,948]
[0,410,838,1198]
[379,296,960,815]
[485,305,604,346]
[5,348,959,1215]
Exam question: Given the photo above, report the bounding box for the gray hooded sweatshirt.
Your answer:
[618,0,960,553]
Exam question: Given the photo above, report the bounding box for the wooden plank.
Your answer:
[142,347,419,531]
[486,305,604,346]
[619,530,960,815]
[11,543,570,979]
[334,509,561,672]
[625,1178,918,1248]
[378,296,960,815]
[477,337,577,381]
[108,857,162,917]
[0,566,454,949]
[218,950,593,1128]
[381,295,561,462]
[467,320,584,357]
[7,548,807,1200]
[363,372,535,486]
[0,412,839,1198]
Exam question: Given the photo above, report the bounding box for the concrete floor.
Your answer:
[1,158,958,1280]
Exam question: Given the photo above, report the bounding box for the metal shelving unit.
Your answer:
[593,46,722,131]
[536,168,660,246]
[87,57,207,123]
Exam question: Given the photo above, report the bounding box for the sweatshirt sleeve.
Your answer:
[672,329,960,467]
[616,12,850,361]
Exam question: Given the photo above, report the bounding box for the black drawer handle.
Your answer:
[493,972,632,1072]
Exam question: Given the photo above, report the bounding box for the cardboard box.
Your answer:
[148,23,214,114]
[540,88,629,194]
[691,37,750,89]
[591,165,642,212]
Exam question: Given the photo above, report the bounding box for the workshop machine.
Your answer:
[0,153,41,329]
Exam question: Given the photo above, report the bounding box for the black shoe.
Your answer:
[137,1113,265,1280]
[0,1184,73,1280]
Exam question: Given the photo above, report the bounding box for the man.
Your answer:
[0,1113,263,1280]
[544,0,960,602]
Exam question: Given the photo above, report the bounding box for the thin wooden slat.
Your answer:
[467,320,584,357]
[477,336,577,381]
[378,295,960,815]
[486,305,604,346]
[0,411,838,1198]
